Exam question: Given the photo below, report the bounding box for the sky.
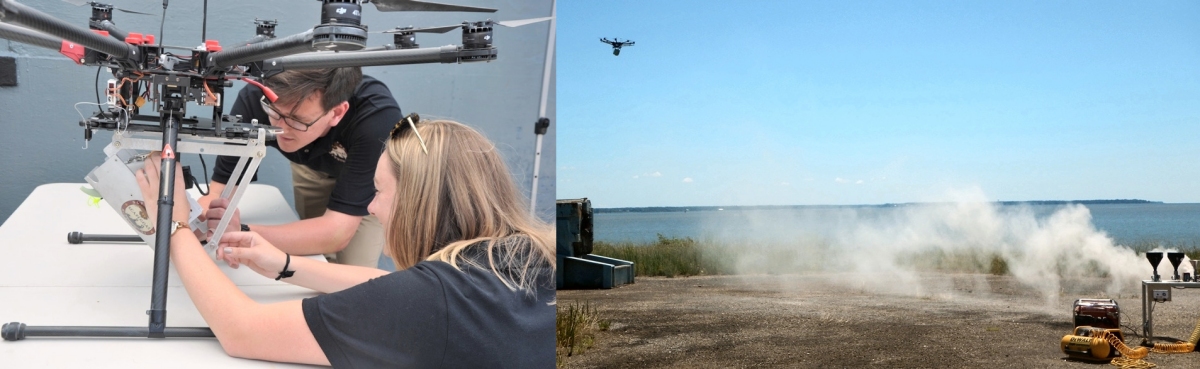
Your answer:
[556,0,1200,208]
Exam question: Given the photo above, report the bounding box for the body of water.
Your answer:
[593,203,1200,247]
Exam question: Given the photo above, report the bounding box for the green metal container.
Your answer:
[557,198,634,289]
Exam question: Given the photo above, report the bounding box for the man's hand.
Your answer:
[205,197,242,243]
[197,181,226,211]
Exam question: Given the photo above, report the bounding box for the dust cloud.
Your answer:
[701,188,1185,304]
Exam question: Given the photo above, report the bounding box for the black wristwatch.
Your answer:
[241,224,250,232]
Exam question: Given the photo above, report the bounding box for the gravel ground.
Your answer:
[557,273,1200,368]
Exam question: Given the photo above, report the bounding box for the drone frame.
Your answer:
[0,0,508,341]
[600,37,634,56]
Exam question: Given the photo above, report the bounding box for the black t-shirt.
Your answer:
[301,246,556,368]
[211,76,402,216]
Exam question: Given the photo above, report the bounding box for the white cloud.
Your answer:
[649,171,662,177]
[682,177,694,183]
[855,180,864,185]
[835,177,849,183]
[780,182,790,186]
[632,175,639,179]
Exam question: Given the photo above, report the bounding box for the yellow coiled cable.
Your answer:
[1148,317,1200,354]
[1189,317,1200,346]
[1101,330,1153,369]
[1104,316,1200,368]
[1102,330,1148,359]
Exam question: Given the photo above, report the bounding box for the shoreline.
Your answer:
[594,199,1165,214]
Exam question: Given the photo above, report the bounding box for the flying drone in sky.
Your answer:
[600,37,634,56]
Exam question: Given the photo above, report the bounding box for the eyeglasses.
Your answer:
[260,95,329,132]
[392,112,428,155]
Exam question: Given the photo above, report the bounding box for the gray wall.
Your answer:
[0,0,555,224]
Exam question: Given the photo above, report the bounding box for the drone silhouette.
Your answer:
[600,37,634,56]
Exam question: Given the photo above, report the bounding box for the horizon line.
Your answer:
[588,199,1166,211]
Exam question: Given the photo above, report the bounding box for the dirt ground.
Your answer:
[557,273,1200,368]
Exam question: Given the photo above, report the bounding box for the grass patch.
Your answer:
[592,234,830,277]
[1125,239,1200,260]
[593,234,734,277]
[894,248,1012,276]
[590,235,1200,278]
[556,301,608,367]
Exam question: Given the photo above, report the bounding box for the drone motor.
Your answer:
[312,0,368,51]
[255,19,278,38]
[393,29,418,49]
[461,21,493,50]
[89,3,113,23]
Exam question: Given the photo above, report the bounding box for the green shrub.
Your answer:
[593,234,733,277]
[588,235,1200,278]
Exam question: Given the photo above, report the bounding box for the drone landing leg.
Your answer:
[66,232,144,244]
[146,108,185,337]
[2,101,216,341]
[2,323,213,341]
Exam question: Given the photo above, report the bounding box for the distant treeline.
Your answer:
[593,199,1162,213]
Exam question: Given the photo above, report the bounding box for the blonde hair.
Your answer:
[383,119,555,292]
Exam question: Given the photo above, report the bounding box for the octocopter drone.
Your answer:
[0,0,550,341]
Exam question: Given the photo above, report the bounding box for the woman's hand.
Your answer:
[134,151,191,226]
[218,231,287,279]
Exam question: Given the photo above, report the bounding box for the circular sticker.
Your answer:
[121,200,155,235]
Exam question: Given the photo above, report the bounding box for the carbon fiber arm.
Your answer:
[258,45,478,77]
[0,21,59,50]
[0,0,136,60]
[207,30,313,68]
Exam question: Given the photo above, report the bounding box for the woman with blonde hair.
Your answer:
[136,116,556,367]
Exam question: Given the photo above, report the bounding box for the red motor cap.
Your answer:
[205,40,222,52]
[144,34,155,45]
[125,32,143,45]
[92,30,110,37]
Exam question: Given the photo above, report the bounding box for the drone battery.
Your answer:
[1073,299,1120,329]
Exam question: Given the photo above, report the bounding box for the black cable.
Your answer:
[1121,310,1143,339]
[94,66,102,112]
[196,154,210,196]
[1140,301,1157,342]
[158,1,167,50]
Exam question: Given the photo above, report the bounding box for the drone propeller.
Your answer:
[366,0,496,13]
[63,0,155,16]
[377,17,553,34]
[496,17,552,28]
[380,25,461,34]
[367,17,550,51]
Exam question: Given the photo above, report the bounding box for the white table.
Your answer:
[0,183,324,368]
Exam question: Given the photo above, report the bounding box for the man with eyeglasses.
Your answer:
[199,67,402,268]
